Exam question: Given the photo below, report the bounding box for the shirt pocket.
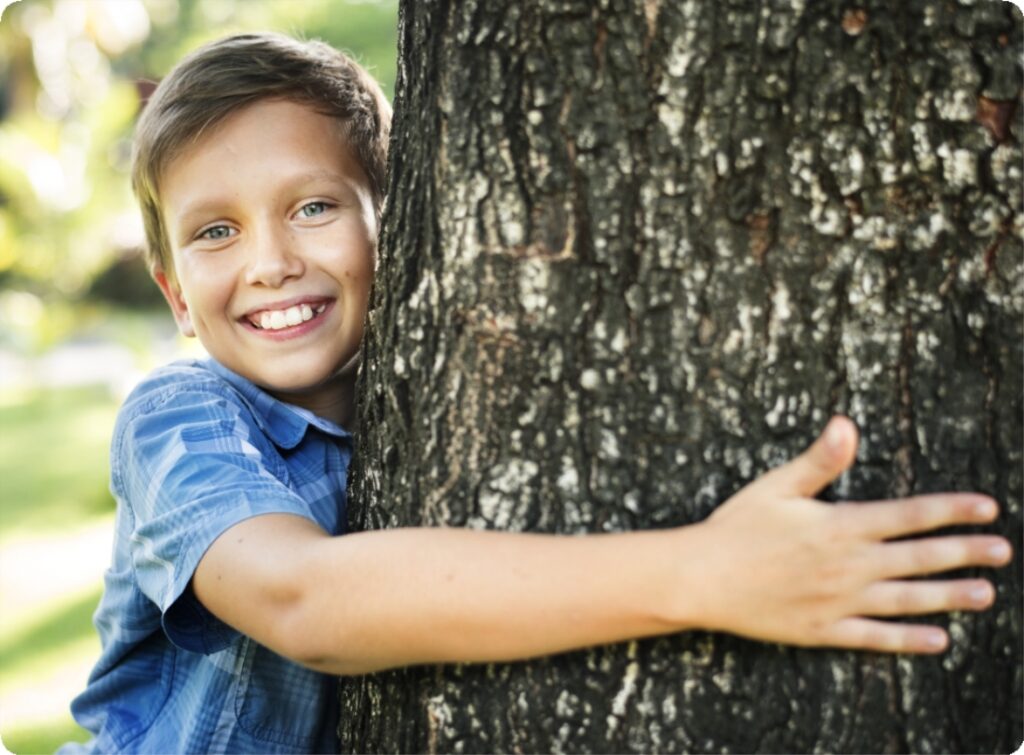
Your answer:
[105,633,177,750]
[234,637,334,748]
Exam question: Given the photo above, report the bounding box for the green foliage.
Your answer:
[0,0,398,308]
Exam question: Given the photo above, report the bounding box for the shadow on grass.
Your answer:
[0,587,102,678]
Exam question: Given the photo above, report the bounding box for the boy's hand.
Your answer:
[685,416,1012,653]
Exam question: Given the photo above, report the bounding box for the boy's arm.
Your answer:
[192,417,1011,675]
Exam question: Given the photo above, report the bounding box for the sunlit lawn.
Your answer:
[0,386,120,754]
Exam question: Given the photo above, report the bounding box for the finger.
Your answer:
[839,494,999,540]
[757,416,858,497]
[856,579,995,617]
[873,535,1012,580]
[824,617,948,654]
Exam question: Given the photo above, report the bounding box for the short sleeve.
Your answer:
[113,384,320,655]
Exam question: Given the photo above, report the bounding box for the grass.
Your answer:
[1,588,104,681]
[0,386,119,535]
[0,302,199,753]
[0,386,121,754]
[2,719,92,755]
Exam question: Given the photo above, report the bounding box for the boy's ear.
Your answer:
[152,267,196,337]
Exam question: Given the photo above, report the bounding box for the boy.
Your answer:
[62,33,1012,754]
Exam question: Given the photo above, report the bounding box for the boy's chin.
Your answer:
[259,359,360,396]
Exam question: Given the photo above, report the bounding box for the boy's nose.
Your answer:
[244,226,305,287]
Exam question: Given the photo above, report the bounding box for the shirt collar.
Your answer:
[202,358,352,449]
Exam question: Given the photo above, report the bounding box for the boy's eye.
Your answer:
[199,225,234,241]
[298,202,329,218]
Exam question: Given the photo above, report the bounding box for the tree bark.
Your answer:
[339,1,1023,752]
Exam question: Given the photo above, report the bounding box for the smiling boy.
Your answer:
[61,33,1012,754]
[154,97,374,426]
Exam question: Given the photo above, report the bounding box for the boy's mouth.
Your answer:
[243,300,330,331]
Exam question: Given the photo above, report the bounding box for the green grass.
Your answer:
[0,386,119,535]
[0,587,103,681]
[0,386,121,753]
[2,717,92,755]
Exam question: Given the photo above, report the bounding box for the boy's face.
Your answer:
[154,99,376,416]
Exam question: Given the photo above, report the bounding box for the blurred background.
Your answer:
[0,1,397,750]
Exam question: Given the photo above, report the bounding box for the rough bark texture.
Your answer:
[339,1,1023,752]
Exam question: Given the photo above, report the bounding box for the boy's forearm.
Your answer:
[290,525,695,675]
[194,419,1012,672]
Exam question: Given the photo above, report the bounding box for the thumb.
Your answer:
[760,416,858,497]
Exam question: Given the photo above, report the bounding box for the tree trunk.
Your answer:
[339,1,1023,752]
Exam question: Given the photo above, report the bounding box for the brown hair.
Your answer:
[131,32,391,273]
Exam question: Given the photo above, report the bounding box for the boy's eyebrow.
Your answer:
[284,169,361,188]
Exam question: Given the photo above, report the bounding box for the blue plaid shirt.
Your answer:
[61,359,353,754]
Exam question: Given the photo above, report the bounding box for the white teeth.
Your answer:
[253,303,324,330]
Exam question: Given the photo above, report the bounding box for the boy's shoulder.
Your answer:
[114,358,272,446]
[119,358,241,418]
[114,357,339,454]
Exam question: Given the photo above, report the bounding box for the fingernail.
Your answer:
[969,585,991,604]
[988,542,1011,561]
[926,632,947,650]
[824,418,843,451]
[974,499,997,518]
